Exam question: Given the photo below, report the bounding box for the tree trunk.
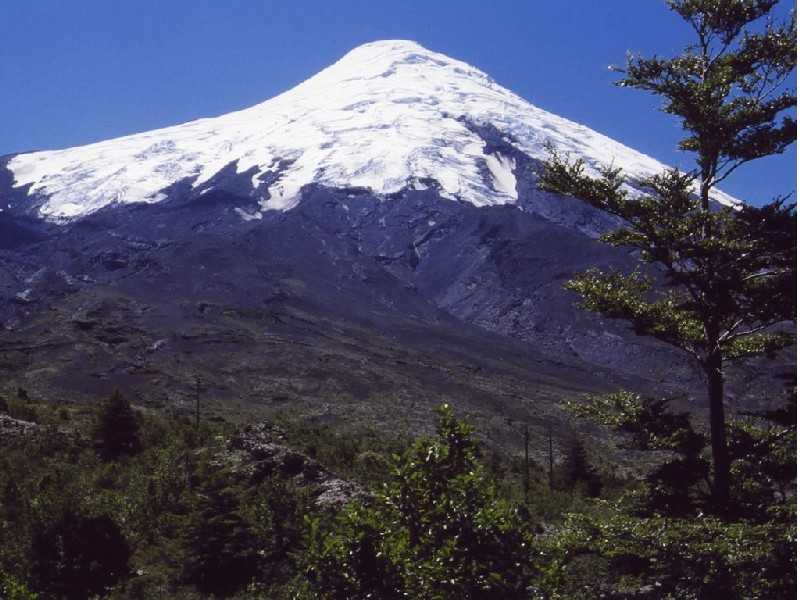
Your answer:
[706,349,730,510]
[700,165,730,509]
[700,175,712,211]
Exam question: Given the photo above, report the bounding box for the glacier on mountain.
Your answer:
[6,40,737,221]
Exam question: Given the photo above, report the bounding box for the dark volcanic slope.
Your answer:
[0,187,605,431]
[0,178,783,445]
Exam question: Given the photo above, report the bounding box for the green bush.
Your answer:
[537,390,797,599]
[0,570,36,600]
[302,404,536,600]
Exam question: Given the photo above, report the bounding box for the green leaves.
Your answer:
[545,386,797,598]
[566,268,706,355]
[0,570,36,600]
[620,1,796,186]
[302,404,536,600]
[181,471,262,596]
[541,501,796,599]
[668,0,779,40]
[541,140,796,369]
[538,143,628,214]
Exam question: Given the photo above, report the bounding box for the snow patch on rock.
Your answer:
[484,152,517,199]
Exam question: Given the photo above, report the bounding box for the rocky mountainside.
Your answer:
[0,41,778,437]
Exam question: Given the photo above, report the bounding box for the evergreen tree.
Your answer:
[728,384,796,520]
[29,510,131,600]
[93,389,142,461]
[569,392,712,516]
[539,0,796,510]
[561,436,603,497]
[182,471,261,597]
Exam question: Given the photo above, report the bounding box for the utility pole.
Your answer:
[194,378,201,430]
[523,424,530,504]
[548,425,554,491]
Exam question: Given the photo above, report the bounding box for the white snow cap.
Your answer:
[7,39,738,220]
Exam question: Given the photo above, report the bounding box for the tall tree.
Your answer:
[539,0,796,509]
[561,435,603,497]
[182,471,261,596]
[93,390,142,461]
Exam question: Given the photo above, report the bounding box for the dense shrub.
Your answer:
[537,390,797,599]
[302,404,536,600]
[30,511,131,599]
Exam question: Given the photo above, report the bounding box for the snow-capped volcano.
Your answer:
[1,40,778,423]
[5,39,736,221]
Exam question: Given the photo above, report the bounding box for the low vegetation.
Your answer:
[0,380,794,599]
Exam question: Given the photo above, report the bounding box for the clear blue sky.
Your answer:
[1,0,795,206]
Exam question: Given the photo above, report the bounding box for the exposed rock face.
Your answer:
[0,413,39,442]
[0,180,784,435]
[227,423,364,507]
